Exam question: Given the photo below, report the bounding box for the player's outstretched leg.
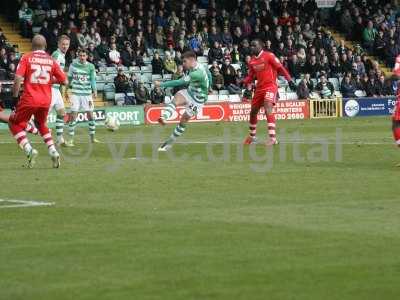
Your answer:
[158,121,187,151]
[158,101,177,125]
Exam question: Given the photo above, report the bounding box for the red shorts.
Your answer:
[9,104,48,129]
[251,87,278,109]
[393,99,400,121]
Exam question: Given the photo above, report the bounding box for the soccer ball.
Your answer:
[104,116,120,131]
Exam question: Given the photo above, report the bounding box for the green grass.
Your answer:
[0,116,400,300]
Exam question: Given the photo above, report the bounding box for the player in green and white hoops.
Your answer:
[156,51,212,151]
[50,35,71,146]
[67,48,99,145]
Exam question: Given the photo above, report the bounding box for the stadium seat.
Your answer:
[106,66,117,73]
[163,74,172,80]
[105,91,115,101]
[129,66,140,72]
[97,82,105,92]
[114,93,125,105]
[328,78,340,91]
[219,90,230,95]
[231,64,241,71]
[152,74,162,81]
[198,56,208,64]
[208,94,219,102]
[141,66,152,73]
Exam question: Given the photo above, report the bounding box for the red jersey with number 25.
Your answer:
[243,50,292,91]
[16,50,66,107]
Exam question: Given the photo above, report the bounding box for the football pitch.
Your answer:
[0,116,399,300]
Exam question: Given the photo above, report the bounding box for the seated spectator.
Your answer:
[374,30,386,58]
[315,75,334,99]
[305,56,320,79]
[151,51,164,75]
[385,39,400,68]
[163,51,177,74]
[211,68,225,91]
[120,42,135,67]
[365,76,380,97]
[208,41,223,64]
[304,74,315,91]
[377,75,392,96]
[288,54,302,79]
[221,59,236,86]
[135,82,151,105]
[114,69,133,94]
[172,65,185,94]
[296,79,310,99]
[340,75,356,98]
[88,42,101,65]
[96,39,109,61]
[188,34,202,56]
[150,86,165,104]
[108,42,121,66]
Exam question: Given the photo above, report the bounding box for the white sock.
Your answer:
[23,143,33,155]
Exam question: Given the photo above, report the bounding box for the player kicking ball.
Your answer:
[50,35,72,147]
[67,48,99,145]
[8,35,67,168]
[155,51,212,151]
[242,39,296,146]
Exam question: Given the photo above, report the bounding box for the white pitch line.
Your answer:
[0,140,394,145]
[0,199,55,209]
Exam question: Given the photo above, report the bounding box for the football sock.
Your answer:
[161,102,176,120]
[55,115,64,139]
[68,120,77,137]
[267,114,276,141]
[393,126,400,146]
[89,120,96,137]
[166,123,186,144]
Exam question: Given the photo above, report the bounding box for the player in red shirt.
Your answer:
[392,55,400,153]
[242,39,296,146]
[9,35,67,168]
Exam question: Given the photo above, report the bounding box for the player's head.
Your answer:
[250,39,264,56]
[32,34,47,51]
[77,48,88,63]
[182,51,197,70]
[58,35,70,54]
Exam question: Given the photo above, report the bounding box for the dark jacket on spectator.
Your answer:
[150,87,165,104]
[151,56,164,75]
[135,84,150,104]
[340,79,356,98]
[365,79,380,97]
[120,49,135,67]
[114,73,132,94]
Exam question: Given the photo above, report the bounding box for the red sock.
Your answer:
[393,127,400,146]
[249,114,258,138]
[267,114,276,141]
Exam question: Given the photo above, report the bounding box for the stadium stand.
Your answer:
[0,0,398,109]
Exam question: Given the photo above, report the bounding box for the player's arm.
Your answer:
[12,55,27,107]
[52,60,68,86]
[90,65,97,98]
[160,76,189,88]
[242,64,255,86]
[207,69,213,91]
[267,53,296,90]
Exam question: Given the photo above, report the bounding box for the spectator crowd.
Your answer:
[0,0,397,105]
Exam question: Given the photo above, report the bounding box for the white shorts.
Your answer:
[70,95,94,112]
[178,89,203,118]
[50,88,65,112]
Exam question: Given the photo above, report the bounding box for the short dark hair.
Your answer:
[182,51,197,60]
[77,48,88,55]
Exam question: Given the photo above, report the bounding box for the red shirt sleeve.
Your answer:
[266,52,292,82]
[52,58,67,84]
[15,54,27,78]
[242,63,255,85]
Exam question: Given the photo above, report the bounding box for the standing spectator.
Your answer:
[151,51,164,75]
[315,74,334,99]
[163,51,177,74]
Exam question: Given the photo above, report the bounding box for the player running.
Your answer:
[392,55,400,156]
[67,48,98,145]
[8,35,67,168]
[155,51,212,151]
[242,39,296,146]
[50,35,71,146]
